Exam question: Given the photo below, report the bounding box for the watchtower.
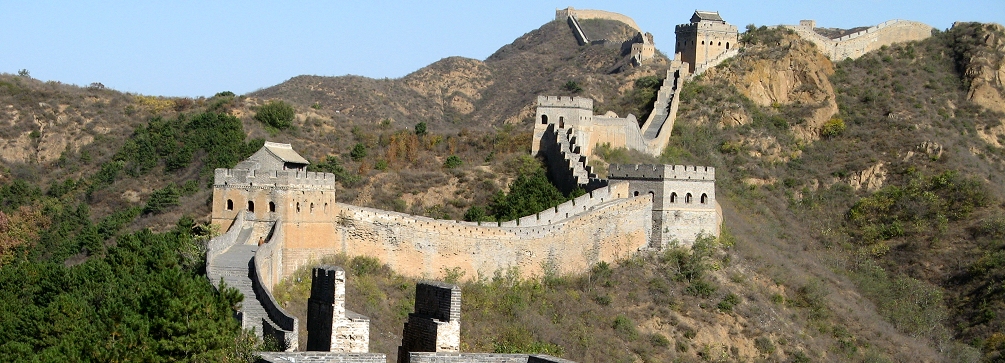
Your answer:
[674,10,739,73]
[532,96,595,156]
[306,266,370,353]
[609,164,720,247]
[397,282,461,363]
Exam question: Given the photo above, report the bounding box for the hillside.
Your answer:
[250,20,668,132]
[1,13,1005,363]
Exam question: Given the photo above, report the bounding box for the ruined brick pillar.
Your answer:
[397,281,461,363]
[307,266,344,351]
[306,266,371,352]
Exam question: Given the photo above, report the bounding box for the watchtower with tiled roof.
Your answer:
[674,10,739,73]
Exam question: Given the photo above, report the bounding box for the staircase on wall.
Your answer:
[553,126,606,191]
[208,222,291,343]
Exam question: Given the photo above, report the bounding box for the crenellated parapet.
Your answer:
[536,96,593,110]
[609,164,716,181]
[214,168,339,190]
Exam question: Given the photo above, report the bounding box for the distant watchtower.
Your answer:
[674,10,739,73]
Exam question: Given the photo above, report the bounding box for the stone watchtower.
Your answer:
[674,10,739,73]
[397,282,461,363]
[609,164,720,248]
[306,266,370,353]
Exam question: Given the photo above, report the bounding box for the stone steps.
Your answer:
[209,227,283,340]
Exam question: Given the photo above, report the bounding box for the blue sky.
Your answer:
[1,1,1000,97]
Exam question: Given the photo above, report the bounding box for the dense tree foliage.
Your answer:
[0,109,263,361]
[253,100,295,130]
[487,169,567,222]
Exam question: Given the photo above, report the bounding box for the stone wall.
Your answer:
[785,19,934,60]
[555,7,640,32]
[408,353,577,363]
[251,228,299,350]
[256,352,386,363]
[278,194,653,281]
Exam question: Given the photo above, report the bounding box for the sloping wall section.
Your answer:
[785,19,934,60]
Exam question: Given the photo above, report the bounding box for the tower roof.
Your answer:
[262,142,309,165]
[691,10,724,23]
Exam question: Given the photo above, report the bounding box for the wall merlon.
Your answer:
[608,164,715,181]
[536,96,593,110]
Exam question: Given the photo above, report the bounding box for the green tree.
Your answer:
[443,155,462,169]
[414,122,427,136]
[350,143,367,161]
[254,100,295,130]
[489,169,566,221]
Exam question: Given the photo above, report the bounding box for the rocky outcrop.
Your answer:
[958,23,1005,114]
[704,31,838,142]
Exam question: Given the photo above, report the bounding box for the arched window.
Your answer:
[541,115,548,124]
[633,191,639,197]
[670,192,677,203]
[685,193,693,203]
[269,201,276,212]
[559,116,565,129]
[296,202,301,213]
[310,203,315,214]
[648,191,655,201]
[726,42,730,50]
[247,201,255,212]
[701,193,708,204]
[718,42,721,46]
[701,41,705,45]
[227,199,233,211]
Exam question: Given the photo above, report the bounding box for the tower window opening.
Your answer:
[559,116,565,128]
[269,201,276,212]
[685,193,693,203]
[726,42,730,49]
[296,202,301,213]
[310,203,315,214]
[701,193,708,204]
[541,115,548,124]
[247,201,255,212]
[633,191,639,197]
[227,199,233,211]
[670,192,677,203]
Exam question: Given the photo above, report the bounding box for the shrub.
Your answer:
[414,122,427,136]
[650,333,670,348]
[820,117,846,137]
[612,314,638,340]
[754,336,776,355]
[350,143,367,161]
[254,100,295,130]
[443,155,463,169]
[717,293,741,312]
[563,80,583,93]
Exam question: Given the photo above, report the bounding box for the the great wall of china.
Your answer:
[202,8,937,361]
[784,19,934,60]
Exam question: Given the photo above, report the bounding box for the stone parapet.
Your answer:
[536,96,593,110]
[256,352,386,363]
[609,164,715,181]
[215,168,339,189]
[408,353,578,363]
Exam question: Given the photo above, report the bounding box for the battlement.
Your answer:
[675,22,738,32]
[536,96,593,110]
[608,164,715,181]
[555,7,641,32]
[214,168,339,189]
